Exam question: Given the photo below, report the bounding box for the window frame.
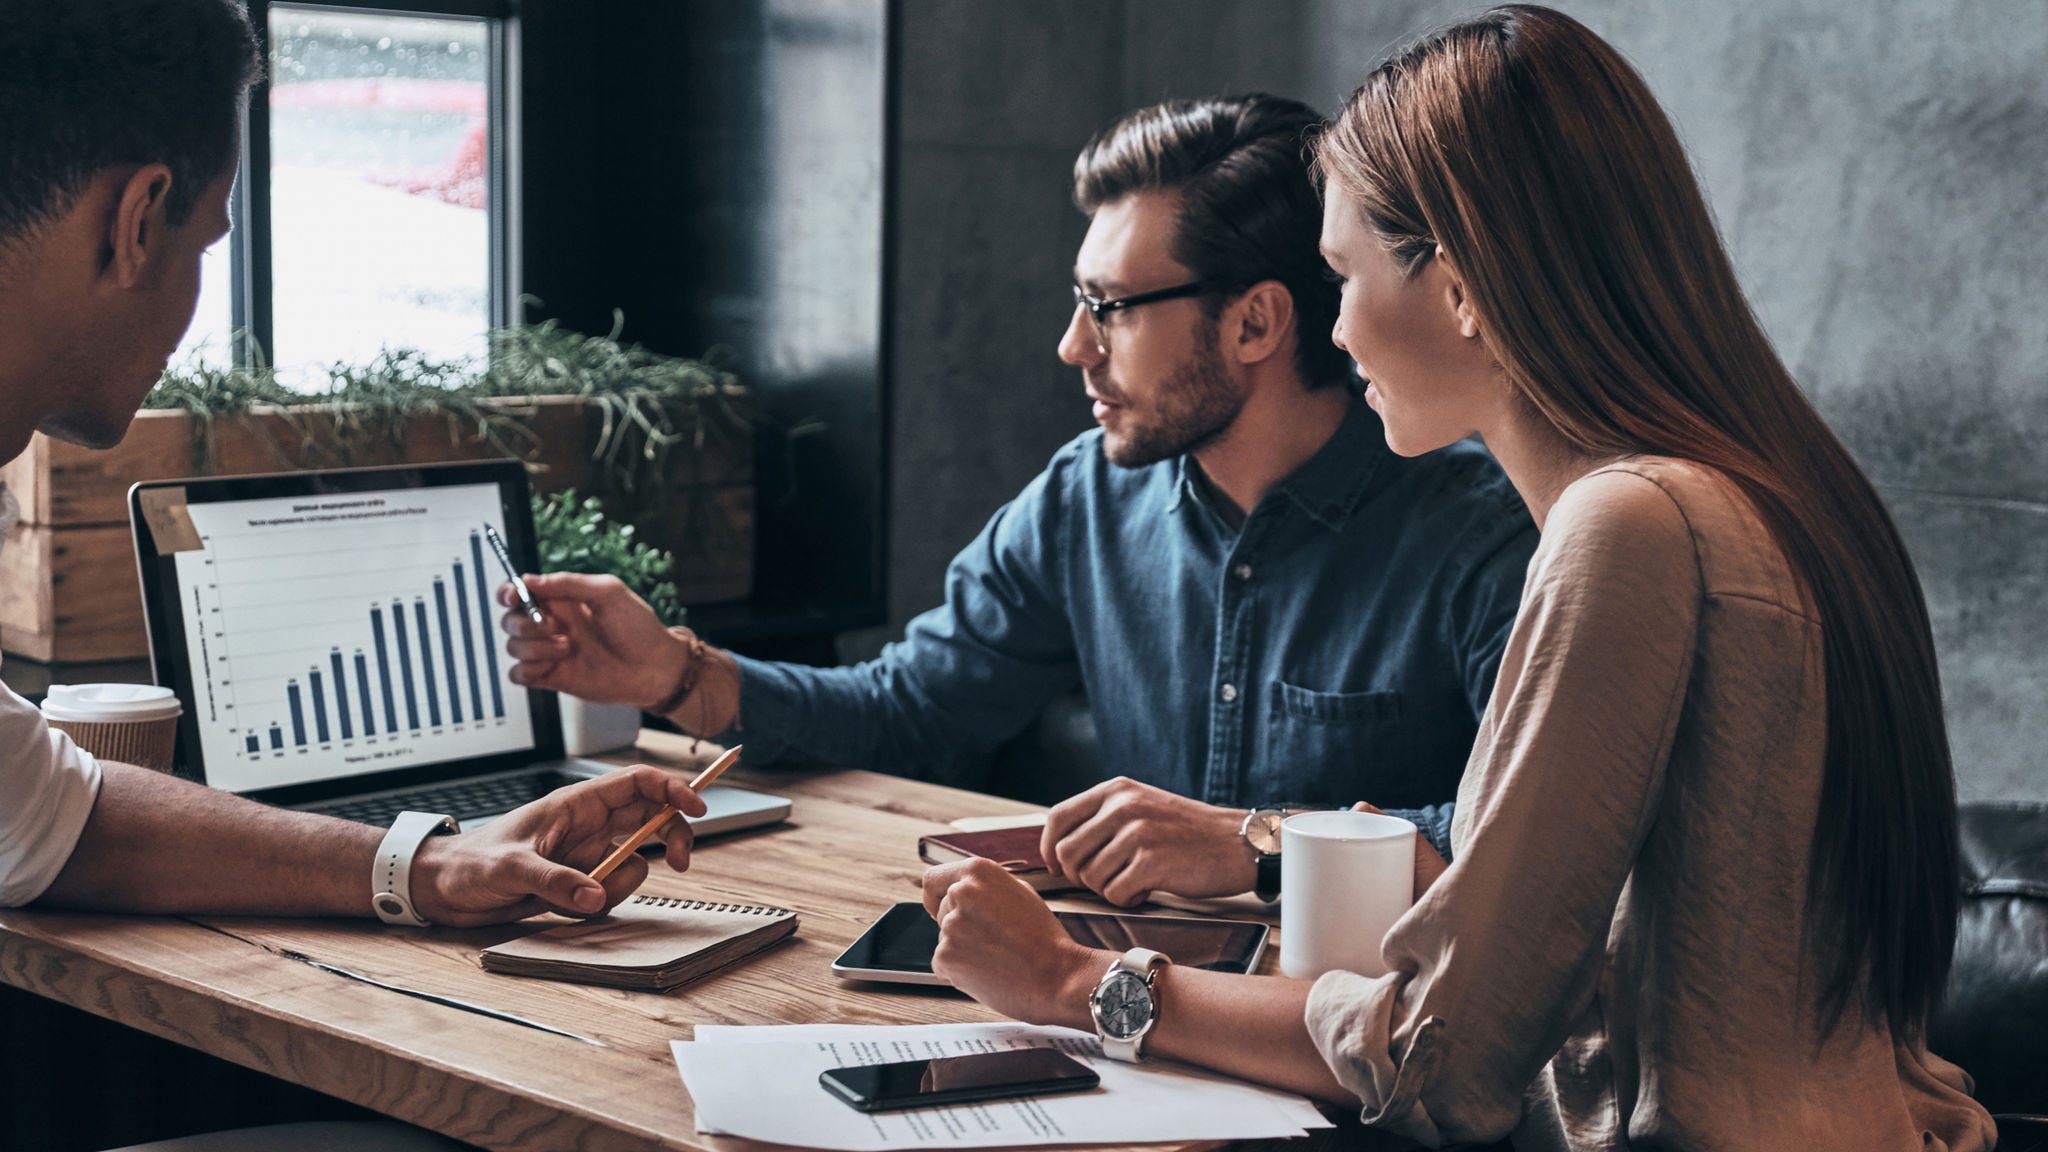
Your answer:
[229,0,519,369]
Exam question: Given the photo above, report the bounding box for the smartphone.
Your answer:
[818,1048,1100,1112]
[832,901,1269,985]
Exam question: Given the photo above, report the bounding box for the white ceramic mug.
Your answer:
[1279,809,1417,979]
[40,683,184,773]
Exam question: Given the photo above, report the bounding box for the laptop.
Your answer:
[128,460,788,837]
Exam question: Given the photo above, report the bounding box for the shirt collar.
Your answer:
[1275,396,1392,531]
[1167,456,1194,513]
[1167,396,1391,530]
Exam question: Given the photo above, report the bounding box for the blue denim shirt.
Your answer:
[734,399,1536,856]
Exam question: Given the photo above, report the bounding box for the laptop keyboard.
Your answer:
[304,769,578,828]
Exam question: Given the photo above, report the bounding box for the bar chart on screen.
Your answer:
[173,482,536,793]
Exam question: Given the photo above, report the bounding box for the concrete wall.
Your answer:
[867,0,2048,802]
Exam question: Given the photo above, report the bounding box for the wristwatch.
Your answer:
[1241,806,1285,902]
[1090,947,1171,1062]
[371,810,458,926]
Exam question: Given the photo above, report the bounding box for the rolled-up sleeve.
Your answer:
[0,682,103,906]
[1303,471,1703,1146]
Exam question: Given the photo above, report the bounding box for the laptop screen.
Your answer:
[132,462,561,803]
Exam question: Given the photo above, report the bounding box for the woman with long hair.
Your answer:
[920,7,1998,1148]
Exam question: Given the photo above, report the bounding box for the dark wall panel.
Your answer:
[520,0,887,647]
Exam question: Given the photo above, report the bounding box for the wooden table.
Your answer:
[0,732,1292,1152]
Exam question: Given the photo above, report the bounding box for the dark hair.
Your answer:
[1320,5,1959,1041]
[1074,95,1349,389]
[0,0,261,246]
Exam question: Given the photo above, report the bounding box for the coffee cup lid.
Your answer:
[41,683,183,723]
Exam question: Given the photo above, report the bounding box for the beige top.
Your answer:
[1304,459,1997,1151]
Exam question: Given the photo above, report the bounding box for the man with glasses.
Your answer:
[505,95,1537,907]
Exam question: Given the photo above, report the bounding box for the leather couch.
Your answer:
[1936,802,2048,1150]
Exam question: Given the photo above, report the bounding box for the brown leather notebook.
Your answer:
[917,826,1078,893]
[479,895,797,991]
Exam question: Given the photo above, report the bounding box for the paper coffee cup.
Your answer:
[1279,810,1416,979]
[40,684,183,773]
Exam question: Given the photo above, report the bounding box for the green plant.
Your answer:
[532,489,686,626]
[484,309,765,505]
[147,314,782,608]
[321,347,541,466]
[142,348,298,473]
[150,344,545,474]
[147,309,769,503]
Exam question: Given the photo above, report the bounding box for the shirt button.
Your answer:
[1232,563,1253,581]
[1219,683,1238,703]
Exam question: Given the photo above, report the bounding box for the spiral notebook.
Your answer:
[479,895,798,991]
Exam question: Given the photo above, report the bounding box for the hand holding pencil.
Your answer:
[590,746,742,881]
[404,762,715,927]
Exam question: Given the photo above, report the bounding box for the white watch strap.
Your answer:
[1098,947,1171,1062]
[1116,946,1169,979]
[371,811,457,926]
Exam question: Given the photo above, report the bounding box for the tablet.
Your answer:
[832,901,1270,985]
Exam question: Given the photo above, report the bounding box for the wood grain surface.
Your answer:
[0,731,1291,1152]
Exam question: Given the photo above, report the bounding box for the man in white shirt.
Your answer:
[0,0,704,925]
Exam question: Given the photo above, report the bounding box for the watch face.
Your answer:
[1093,970,1155,1040]
[1246,810,1284,855]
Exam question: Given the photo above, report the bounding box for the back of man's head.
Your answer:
[0,0,261,256]
[1073,94,1346,390]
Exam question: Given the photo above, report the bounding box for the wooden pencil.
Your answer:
[588,745,743,881]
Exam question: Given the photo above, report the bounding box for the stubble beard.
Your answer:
[1102,321,1246,469]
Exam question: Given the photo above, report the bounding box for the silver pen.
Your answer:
[482,522,545,623]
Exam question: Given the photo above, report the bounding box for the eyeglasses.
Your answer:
[1071,280,1236,352]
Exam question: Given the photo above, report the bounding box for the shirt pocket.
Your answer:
[1272,681,1403,725]
[1260,680,1419,806]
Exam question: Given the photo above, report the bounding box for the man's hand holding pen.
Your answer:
[498,573,742,737]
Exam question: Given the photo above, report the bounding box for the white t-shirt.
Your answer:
[0,482,102,905]
[0,676,101,905]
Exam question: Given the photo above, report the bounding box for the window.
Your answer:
[173,1,512,386]
[174,202,239,370]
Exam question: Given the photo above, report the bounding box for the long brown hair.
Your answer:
[1318,5,1957,1040]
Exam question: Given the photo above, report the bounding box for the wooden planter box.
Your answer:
[0,399,752,662]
